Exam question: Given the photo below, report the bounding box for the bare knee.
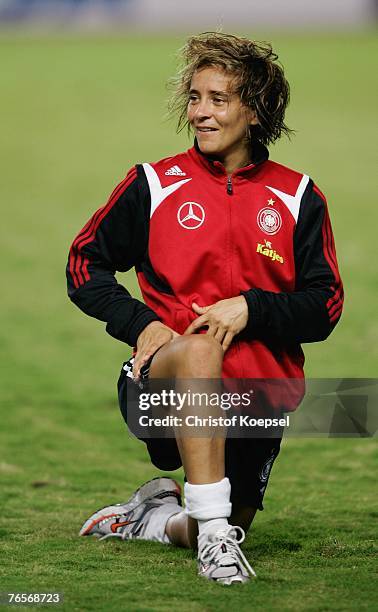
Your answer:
[174,335,223,377]
[149,334,223,379]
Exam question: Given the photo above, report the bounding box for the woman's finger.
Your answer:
[133,354,148,378]
[184,314,208,335]
[213,326,227,344]
[222,331,235,353]
[192,302,211,314]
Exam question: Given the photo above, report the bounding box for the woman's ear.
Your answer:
[247,108,259,126]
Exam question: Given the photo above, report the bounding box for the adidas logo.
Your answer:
[165,165,186,176]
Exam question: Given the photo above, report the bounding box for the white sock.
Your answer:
[184,478,231,539]
[197,517,228,536]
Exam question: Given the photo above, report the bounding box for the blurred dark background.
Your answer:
[0,0,376,29]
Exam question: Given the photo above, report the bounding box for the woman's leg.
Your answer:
[148,335,225,548]
[230,505,257,533]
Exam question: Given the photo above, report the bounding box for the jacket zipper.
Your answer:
[226,172,243,375]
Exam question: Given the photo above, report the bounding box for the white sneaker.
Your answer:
[197,525,256,585]
[79,477,181,543]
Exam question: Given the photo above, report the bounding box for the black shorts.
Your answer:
[118,357,282,511]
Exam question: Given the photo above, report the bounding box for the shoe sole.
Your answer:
[219,575,249,585]
[199,572,249,585]
[79,477,181,536]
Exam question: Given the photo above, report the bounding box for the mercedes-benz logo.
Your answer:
[177,202,205,230]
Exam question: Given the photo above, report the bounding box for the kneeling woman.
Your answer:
[67,32,343,585]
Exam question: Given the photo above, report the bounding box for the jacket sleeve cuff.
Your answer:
[241,289,264,334]
[106,301,161,347]
[127,309,161,346]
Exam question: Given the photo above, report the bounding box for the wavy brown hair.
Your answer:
[168,32,293,146]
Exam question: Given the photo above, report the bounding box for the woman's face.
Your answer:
[187,66,257,167]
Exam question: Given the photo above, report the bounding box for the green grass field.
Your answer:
[0,31,377,611]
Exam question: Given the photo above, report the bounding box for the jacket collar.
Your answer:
[190,138,269,176]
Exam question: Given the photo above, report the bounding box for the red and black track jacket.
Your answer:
[67,142,343,407]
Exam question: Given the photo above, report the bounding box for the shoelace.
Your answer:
[98,530,132,542]
[198,525,256,578]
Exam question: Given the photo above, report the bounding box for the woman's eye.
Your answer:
[188,95,199,103]
[213,97,225,104]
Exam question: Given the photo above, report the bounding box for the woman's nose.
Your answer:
[194,98,212,118]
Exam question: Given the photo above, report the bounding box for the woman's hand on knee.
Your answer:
[133,321,179,378]
[184,296,249,352]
